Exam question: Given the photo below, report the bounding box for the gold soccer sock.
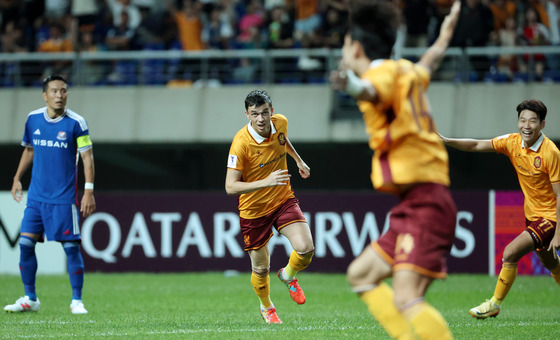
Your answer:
[359,283,414,340]
[549,261,560,286]
[283,250,314,281]
[491,261,518,306]
[403,300,452,340]
[251,271,272,309]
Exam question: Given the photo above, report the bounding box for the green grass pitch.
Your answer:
[1,273,559,339]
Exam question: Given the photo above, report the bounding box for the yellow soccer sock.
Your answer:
[491,261,518,306]
[403,300,452,340]
[284,250,314,280]
[359,283,414,340]
[251,272,272,309]
[549,261,560,286]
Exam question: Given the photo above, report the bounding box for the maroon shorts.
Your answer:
[526,217,557,251]
[373,183,457,279]
[240,197,307,251]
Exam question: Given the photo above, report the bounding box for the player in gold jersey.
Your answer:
[329,1,461,339]
[225,90,314,324]
[440,99,560,319]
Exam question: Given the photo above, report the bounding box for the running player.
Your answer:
[329,1,461,339]
[4,74,96,314]
[440,99,560,319]
[225,90,314,324]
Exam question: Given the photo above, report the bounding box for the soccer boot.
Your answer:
[70,299,88,314]
[278,268,306,304]
[4,296,40,313]
[260,307,282,324]
[469,299,500,319]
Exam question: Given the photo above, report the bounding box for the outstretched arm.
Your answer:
[11,147,34,202]
[438,132,494,152]
[80,148,96,217]
[225,168,291,196]
[286,137,310,179]
[547,183,560,252]
[418,0,461,73]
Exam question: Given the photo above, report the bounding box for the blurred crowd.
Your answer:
[0,0,559,84]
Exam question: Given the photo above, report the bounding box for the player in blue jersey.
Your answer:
[4,74,96,315]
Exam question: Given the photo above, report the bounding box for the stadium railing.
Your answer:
[1,46,560,88]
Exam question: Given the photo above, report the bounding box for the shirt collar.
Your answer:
[247,120,276,144]
[369,59,386,70]
[521,132,545,152]
[43,108,67,123]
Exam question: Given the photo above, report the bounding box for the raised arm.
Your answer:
[439,133,494,152]
[225,168,291,196]
[80,148,96,217]
[11,147,34,202]
[418,0,461,74]
[286,137,310,179]
[548,182,560,251]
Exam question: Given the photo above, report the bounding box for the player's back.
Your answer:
[359,59,449,194]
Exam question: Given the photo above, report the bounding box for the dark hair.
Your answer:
[516,99,547,121]
[348,0,401,60]
[245,90,272,110]
[42,74,68,92]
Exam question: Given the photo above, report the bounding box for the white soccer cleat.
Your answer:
[4,296,40,312]
[469,299,500,319]
[70,299,88,314]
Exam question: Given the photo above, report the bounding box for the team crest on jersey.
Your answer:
[278,133,286,145]
[534,156,542,169]
[57,131,67,141]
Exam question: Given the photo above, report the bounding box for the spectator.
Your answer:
[519,6,550,80]
[165,0,205,51]
[402,0,431,47]
[546,0,560,70]
[293,0,322,70]
[105,0,142,30]
[489,0,517,32]
[202,5,234,49]
[312,7,346,48]
[135,6,178,49]
[37,22,74,80]
[267,5,294,49]
[105,11,136,50]
[44,0,70,20]
[237,0,265,48]
[493,17,520,79]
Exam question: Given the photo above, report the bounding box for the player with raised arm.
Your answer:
[440,99,560,319]
[329,1,461,339]
[4,74,96,314]
[225,90,314,324]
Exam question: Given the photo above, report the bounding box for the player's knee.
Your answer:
[298,248,314,264]
[347,259,365,287]
[62,242,82,258]
[252,267,270,277]
[502,245,522,263]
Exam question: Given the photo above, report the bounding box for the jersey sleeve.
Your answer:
[491,134,512,155]
[75,119,92,152]
[227,135,246,172]
[364,67,395,109]
[21,118,32,148]
[414,63,431,90]
[547,146,560,184]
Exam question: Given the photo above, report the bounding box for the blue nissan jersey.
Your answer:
[22,107,92,204]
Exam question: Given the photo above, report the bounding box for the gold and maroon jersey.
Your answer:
[492,133,560,222]
[227,114,295,219]
[358,59,450,194]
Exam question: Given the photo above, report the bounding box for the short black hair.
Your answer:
[516,99,547,122]
[245,90,272,110]
[42,74,68,93]
[348,0,401,60]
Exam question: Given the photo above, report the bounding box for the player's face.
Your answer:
[245,103,272,137]
[42,80,68,114]
[517,109,545,147]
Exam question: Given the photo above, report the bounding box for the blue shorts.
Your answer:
[21,199,81,242]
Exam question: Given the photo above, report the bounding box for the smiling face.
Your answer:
[245,103,273,138]
[518,109,545,148]
[42,79,68,117]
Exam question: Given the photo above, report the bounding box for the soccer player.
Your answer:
[225,90,314,324]
[440,99,560,319]
[4,74,96,315]
[329,1,461,339]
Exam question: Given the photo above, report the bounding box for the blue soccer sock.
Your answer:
[63,242,84,300]
[19,235,38,301]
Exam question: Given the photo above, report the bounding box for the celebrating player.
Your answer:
[4,74,96,314]
[225,90,314,324]
[329,1,461,339]
[440,99,560,319]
